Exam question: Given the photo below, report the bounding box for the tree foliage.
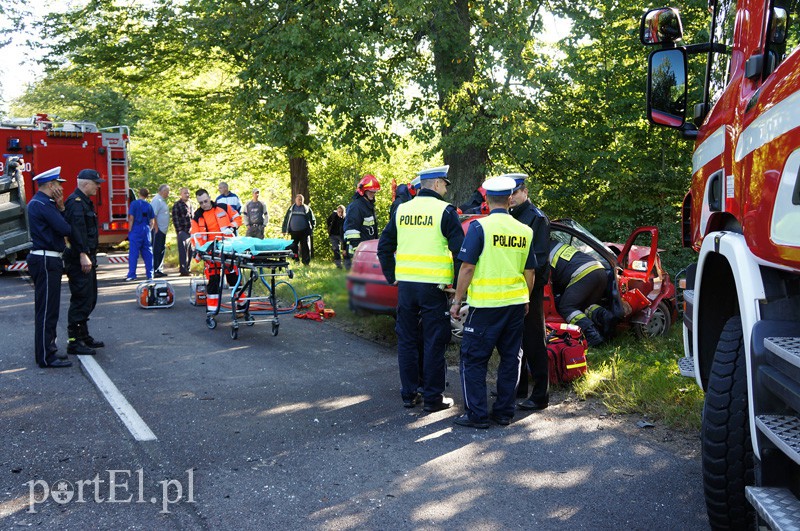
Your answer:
[13,0,716,266]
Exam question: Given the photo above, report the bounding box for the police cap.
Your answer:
[77,169,106,183]
[32,166,66,184]
[410,176,421,190]
[482,176,517,196]
[417,165,450,185]
[499,173,528,191]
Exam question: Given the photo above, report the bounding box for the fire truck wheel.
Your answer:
[633,301,671,338]
[701,316,754,529]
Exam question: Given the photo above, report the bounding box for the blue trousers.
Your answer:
[27,254,63,366]
[127,225,153,279]
[459,304,526,421]
[395,282,450,406]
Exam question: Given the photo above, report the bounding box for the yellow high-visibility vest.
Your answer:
[467,213,532,307]
[395,196,453,284]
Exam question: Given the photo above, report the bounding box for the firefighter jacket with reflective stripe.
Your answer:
[548,241,605,294]
[468,214,533,308]
[394,196,453,284]
[343,193,378,248]
[190,203,242,246]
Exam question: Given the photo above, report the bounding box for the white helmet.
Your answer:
[450,302,470,340]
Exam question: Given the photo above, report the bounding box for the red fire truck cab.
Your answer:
[0,114,130,265]
[643,1,800,528]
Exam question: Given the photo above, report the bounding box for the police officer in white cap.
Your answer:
[449,175,536,428]
[506,173,552,411]
[378,165,464,412]
[26,167,73,368]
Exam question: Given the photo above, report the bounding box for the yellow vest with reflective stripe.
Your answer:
[467,213,532,307]
[395,196,453,283]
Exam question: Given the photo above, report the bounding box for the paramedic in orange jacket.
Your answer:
[191,188,243,313]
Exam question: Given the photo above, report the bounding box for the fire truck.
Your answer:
[0,114,130,269]
[642,2,800,528]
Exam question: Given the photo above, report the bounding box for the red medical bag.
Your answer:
[546,323,589,384]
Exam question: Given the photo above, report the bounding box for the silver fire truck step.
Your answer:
[755,415,800,466]
[765,337,800,367]
[745,486,800,531]
[677,356,695,378]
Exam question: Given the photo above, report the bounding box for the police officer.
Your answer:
[64,169,106,355]
[378,165,464,412]
[449,176,536,428]
[343,174,381,256]
[26,167,73,368]
[507,173,552,411]
[549,240,608,346]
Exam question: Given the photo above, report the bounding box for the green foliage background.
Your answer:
[4,0,711,269]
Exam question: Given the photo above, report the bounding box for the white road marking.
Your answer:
[78,355,157,441]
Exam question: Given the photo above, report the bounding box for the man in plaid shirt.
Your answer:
[172,187,194,276]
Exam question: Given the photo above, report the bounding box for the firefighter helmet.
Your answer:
[358,174,381,195]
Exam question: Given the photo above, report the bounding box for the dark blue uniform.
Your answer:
[457,211,538,423]
[63,188,100,346]
[26,191,72,367]
[377,188,464,408]
[343,193,378,252]
[509,199,551,407]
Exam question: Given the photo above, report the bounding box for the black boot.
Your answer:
[80,322,105,349]
[576,317,604,347]
[67,333,97,356]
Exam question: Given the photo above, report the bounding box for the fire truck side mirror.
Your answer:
[640,7,684,46]
[769,7,788,45]
[647,48,688,129]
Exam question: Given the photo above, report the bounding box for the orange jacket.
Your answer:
[190,203,243,246]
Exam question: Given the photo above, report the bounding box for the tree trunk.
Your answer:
[444,145,488,207]
[429,0,490,206]
[289,155,309,203]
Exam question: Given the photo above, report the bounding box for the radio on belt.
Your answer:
[136,280,175,309]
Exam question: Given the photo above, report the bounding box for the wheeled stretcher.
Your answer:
[194,234,294,339]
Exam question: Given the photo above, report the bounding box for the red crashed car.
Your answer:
[347,218,677,339]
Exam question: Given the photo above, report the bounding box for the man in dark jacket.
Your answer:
[343,174,381,254]
[507,174,552,411]
[326,205,348,269]
[281,194,316,265]
[63,169,106,355]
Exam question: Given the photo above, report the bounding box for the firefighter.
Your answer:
[26,167,73,368]
[449,175,536,428]
[507,173,552,411]
[549,240,608,346]
[63,169,106,356]
[377,165,464,411]
[343,174,381,255]
[191,188,243,313]
[388,175,419,219]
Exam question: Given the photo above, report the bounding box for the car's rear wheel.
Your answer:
[701,316,755,530]
[633,300,671,338]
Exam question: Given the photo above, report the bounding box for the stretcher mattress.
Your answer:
[196,237,292,254]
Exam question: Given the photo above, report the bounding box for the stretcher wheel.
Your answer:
[230,326,239,340]
[246,315,255,326]
[272,322,279,336]
[206,316,217,329]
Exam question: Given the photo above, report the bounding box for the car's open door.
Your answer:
[617,226,659,280]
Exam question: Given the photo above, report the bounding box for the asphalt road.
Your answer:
[1,262,709,529]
